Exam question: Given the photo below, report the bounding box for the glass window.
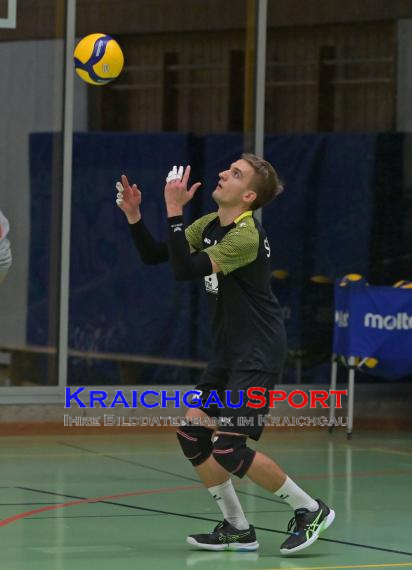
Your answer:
[0,0,66,386]
[68,0,255,385]
[265,2,412,384]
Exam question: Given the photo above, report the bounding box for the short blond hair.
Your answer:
[242,153,284,210]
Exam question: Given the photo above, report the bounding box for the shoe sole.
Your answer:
[186,537,259,552]
[280,509,335,555]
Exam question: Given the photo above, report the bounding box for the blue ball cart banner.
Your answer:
[333,285,412,379]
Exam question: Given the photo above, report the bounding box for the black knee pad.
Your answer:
[176,425,213,466]
[212,434,256,478]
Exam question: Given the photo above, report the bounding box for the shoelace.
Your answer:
[287,510,309,535]
[287,516,298,533]
[212,521,226,533]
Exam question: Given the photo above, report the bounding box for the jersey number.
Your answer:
[264,238,271,258]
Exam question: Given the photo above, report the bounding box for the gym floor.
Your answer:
[1,430,411,570]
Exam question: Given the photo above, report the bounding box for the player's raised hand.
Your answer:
[116,174,142,224]
[164,165,201,215]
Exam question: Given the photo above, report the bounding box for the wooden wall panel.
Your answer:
[265,22,395,133]
[0,1,397,134]
[93,30,246,133]
[1,0,412,40]
[92,21,395,134]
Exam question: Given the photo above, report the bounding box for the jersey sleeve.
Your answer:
[204,222,259,275]
[185,212,218,251]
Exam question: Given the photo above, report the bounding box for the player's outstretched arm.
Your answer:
[164,165,201,217]
[116,174,142,223]
[116,174,169,265]
[164,165,217,281]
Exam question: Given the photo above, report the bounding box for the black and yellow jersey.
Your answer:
[185,210,287,373]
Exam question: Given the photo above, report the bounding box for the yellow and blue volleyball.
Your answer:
[73,33,124,85]
[339,273,368,287]
[393,280,412,289]
[271,269,290,280]
[340,355,379,371]
[310,275,333,284]
[363,357,379,368]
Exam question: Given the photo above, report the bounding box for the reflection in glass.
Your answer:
[68,0,255,385]
[0,0,66,386]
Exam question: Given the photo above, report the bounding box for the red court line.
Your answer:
[0,483,202,527]
[3,467,411,528]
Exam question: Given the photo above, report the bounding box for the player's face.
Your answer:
[212,159,257,208]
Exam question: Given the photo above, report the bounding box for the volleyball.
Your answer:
[393,280,412,289]
[311,275,333,284]
[339,273,368,287]
[271,269,290,280]
[73,33,124,85]
[339,355,379,371]
[363,357,379,368]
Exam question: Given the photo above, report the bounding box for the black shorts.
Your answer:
[194,367,280,441]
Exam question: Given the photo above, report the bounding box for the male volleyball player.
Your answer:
[0,210,12,284]
[115,155,335,555]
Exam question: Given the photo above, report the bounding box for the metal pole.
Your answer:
[254,0,267,224]
[254,0,267,158]
[58,0,76,387]
[328,440,335,504]
[243,0,256,140]
[347,356,356,439]
[345,444,353,519]
[329,353,338,433]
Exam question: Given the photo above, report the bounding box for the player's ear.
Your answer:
[243,190,257,205]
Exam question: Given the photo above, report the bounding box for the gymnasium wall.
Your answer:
[0,39,87,350]
[4,0,412,39]
[27,132,406,384]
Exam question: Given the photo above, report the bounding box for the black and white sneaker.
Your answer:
[280,499,335,555]
[187,519,259,552]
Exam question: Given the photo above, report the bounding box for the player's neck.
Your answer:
[217,206,251,227]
